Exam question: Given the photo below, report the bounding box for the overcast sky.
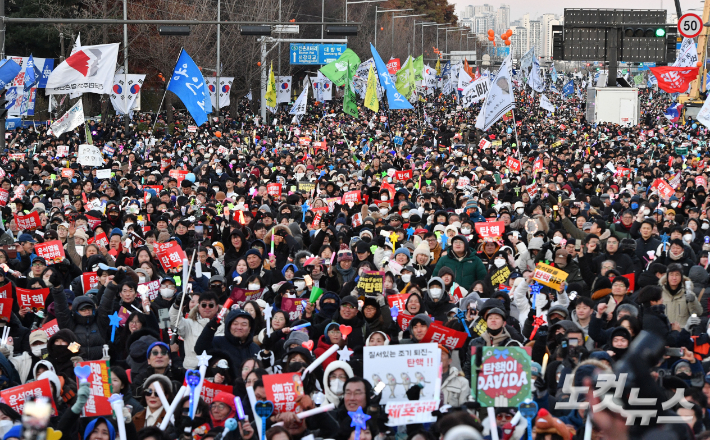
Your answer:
[450,0,700,23]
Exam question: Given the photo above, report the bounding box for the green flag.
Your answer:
[85,124,93,145]
[395,56,413,98]
[408,56,416,98]
[319,49,361,87]
[343,61,359,117]
[413,55,424,82]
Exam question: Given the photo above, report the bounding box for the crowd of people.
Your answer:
[0,79,702,440]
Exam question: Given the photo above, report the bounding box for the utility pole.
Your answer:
[215,0,221,122]
[123,0,129,134]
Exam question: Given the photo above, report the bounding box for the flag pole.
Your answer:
[151,48,183,137]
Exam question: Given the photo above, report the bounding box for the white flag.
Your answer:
[317,71,332,101]
[528,59,545,92]
[674,38,698,67]
[696,96,710,128]
[205,77,234,110]
[245,90,252,101]
[475,55,515,131]
[461,77,490,108]
[70,33,81,55]
[290,82,308,115]
[50,100,84,137]
[109,74,145,115]
[46,43,120,96]
[540,94,556,113]
[520,48,535,75]
[277,76,292,103]
[457,67,473,92]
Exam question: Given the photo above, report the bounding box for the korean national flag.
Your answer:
[167,49,209,126]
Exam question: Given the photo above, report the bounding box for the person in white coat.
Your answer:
[322,360,354,406]
[169,291,224,369]
[440,346,470,408]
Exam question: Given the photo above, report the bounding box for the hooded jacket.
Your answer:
[659,273,703,327]
[54,288,107,361]
[432,235,487,289]
[169,303,225,369]
[424,277,456,322]
[322,360,354,406]
[194,309,260,378]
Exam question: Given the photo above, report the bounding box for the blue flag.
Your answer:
[551,65,558,83]
[20,55,42,116]
[0,59,21,89]
[167,49,209,126]
[563,81,574,96]
[369,43,412,110]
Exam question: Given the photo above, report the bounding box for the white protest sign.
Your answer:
[363,343,441,404]
[77,144,104,167]
[96,169,112,179]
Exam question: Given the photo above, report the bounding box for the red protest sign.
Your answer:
[395,170,413,181]
[341,191,361,204]
[197,380,232,405]
[396,313,413,331]
[229,287,265,307]
[0,284,11,299]
[263,373,305,414]
[650,66,699,93]
[139,279,161,301]
[75,360,113,417]
[61,168,74,178]
[386,58,400,74]
[506,157,521,174]
[475,221,505,241]
[696,176,707,188]
[267,183,283,198]
[281,297,307,321]
[298,137,312,146]
[16,288,49,310]
[169,169,189,184]
[14,212,40,231]
[652,178,674,199]
[311,212,322,229]
[156,242,187,271]
[92,232,109,248]
[0,189,8,207]
[1,378,56,415]
[82,272,99,293]
[622,273,635,291]
[420,322,468,350]
[387,293,411,311]
[34,240,66,265]
[85,215,102,229]
[35,319,59,337]
[0,298,13,320]
[479,139,491,149]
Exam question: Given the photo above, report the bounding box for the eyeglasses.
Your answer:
[150,348,168,357]
[200,303,216,309]
[496,413,514,421]
[341,304,356,310]
[211,402,229,410]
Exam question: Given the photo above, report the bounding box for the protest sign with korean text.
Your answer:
[263,372,305,413]
[34,240,66,264]
[36,319,59,337]
[139,279,161,301]
[229,287,265,307]
[16,287,49,310]
[420,322,468,350]
[82,272,99,293]
[475,221,504,241]
[75,360,113,417]
[395,170,413,181]
[281,297,306,321]
[1,378,56,415]
[14,212,40,230]
[364,343,441,404]
[533,262,569,290]
[471,346,532,407]
[156,241,187,271]
[357,270,384,294]
[267,183,282,198]
[387,293,411,311]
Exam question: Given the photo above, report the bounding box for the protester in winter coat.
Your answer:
[194,309,260,378]
[432,235,487,288]
[660,263,703,327]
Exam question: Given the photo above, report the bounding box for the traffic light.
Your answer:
[655,27,666,37]
[665,26,678,65]
[0,89,8,120]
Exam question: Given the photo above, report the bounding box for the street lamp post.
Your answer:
[392,14,426,58]
[421,23,447,56]
[414,21,436,57]
[375,8,412,50]
[345,0,386,22]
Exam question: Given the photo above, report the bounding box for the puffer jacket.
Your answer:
[54,287,108,360]
[432,235,487,288]
[194,309,260,378]
[659,274,703,327]
[441,365,470,407]
[169,304,225,369]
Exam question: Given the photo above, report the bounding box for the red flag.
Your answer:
[649,66,699,93]
[382,181,395,199]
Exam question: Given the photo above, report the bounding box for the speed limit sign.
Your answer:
[679,13,703,38]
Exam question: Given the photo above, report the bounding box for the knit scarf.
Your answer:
[481,326,511,346]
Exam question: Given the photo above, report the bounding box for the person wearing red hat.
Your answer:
[209,390,236,428]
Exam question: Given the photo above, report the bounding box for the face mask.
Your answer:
[596,165,601,169]
[379,209,389,216]
[461,228,471,234]
[552,236,562,245]
[671,201,678,208]
[343,187,349,192]
[429,288,443,299]
[402,212,410,219]
[248,283,260,290]
[330,379,344,395]
[494,259,506,268]
[703,223,709,230]
[381,195,388,201]
[684,234,693,242]
[516,208,524,215]
[31,344,46,357]
[160,288,175,299]
[294,281,306,290]
[401,274,411,283]
[643,208,650,215]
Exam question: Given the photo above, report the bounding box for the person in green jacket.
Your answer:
[432,235,487,290]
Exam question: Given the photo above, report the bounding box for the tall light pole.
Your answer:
[421,23,447,57]
[436,26,456,53]
[414,21,436,57]
[215,0,221,121]
[445,27,467,55]
[375,8,412,50]
[392,14,425,58]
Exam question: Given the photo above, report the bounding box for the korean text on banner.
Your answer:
[356,270,384,294]
[34,240,66,264]
[1,378,57,415]
[156,242,187,271]
[420,322,468,350]
[470,346,532,407]
[229,287,265,307]
[14,212,41,230]
[532,261,569,290]
[263,373,305,414]
[475,221,505,241]
[364,343,441,404]
[16,287,49,310]
[75,360,113,417]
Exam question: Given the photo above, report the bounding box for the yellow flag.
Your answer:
[266,62,277,108]
[364,65,379,112]
[435,58,441,76]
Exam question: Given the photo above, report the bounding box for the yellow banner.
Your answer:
[532,262,568,290]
